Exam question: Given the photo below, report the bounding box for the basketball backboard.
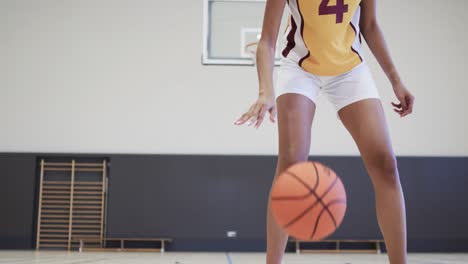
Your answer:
[202,0,289,65]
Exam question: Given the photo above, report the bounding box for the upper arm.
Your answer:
[360,0,378,33]
[260,0,287,47]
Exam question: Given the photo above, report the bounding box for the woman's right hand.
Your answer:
[234,93,277,129]
[234,0,284,129]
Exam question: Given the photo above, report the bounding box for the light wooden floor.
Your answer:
[0,251,467,264]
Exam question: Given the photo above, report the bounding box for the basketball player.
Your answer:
[235,0,414,263]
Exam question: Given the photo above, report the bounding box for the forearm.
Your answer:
[362,23,401,86]
[256,40,276,97]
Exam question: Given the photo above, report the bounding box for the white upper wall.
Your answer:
[1,0,467,156]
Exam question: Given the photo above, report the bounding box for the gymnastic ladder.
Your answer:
[35,159,108,251]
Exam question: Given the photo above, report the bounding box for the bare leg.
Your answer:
[339,99,407,264]
[267,94,316,264]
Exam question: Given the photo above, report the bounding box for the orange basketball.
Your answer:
[270,161,347,241]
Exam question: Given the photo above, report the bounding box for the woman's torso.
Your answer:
[281,0,363,76]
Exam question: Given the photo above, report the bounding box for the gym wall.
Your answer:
[1,0,467,156]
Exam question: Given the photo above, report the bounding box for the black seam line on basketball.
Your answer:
[283,198,321,228]
[271,193,313,201]
[349,22,363,62]
[309,199,347,240]
[311,162,320,191]
[310,199,347,240]
[312,166,340,230]
[283,174,339,229]
[271,167,319,200]
[282,16,297,58]
[272,168,320,200]
[271,169,318,200]
[310,170,338,226]
[284,175,339,228]
[283,169,319,193]
[296,0,311,67]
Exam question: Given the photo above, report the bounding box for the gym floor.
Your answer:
[1,251,468,264]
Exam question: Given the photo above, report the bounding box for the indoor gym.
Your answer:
[1,0,468,263]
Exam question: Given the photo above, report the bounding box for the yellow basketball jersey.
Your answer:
[282,0,363,76]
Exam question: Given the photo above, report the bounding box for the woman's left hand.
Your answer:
[391,82,415,117]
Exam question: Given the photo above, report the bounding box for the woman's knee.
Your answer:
[367,151,400,186]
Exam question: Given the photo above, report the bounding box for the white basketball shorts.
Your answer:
[274,58,380,111]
